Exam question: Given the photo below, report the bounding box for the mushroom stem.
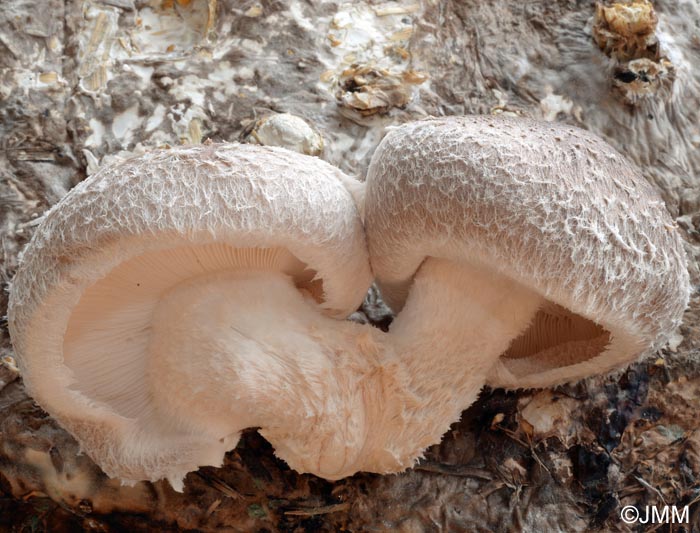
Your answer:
[147,268,390,480]
[380,258,544,458]
[147,261,543,482]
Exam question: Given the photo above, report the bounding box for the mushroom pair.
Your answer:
[8,116,689,489]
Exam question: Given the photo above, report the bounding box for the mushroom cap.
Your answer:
[365,115,689,387]
[8,143,371,483]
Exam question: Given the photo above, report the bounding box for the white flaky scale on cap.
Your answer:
[8,117,689,490]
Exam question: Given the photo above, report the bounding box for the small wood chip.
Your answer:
[284,503,350,516]
[415,463,493,480]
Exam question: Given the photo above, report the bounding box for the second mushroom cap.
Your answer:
[364,115,689,387]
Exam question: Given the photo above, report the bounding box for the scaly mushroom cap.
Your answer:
[8,143,371,484]
[365,115,689,387]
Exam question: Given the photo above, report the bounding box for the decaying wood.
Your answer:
[1,0,699,531]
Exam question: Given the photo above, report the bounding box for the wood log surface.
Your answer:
[1,1,699,531]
